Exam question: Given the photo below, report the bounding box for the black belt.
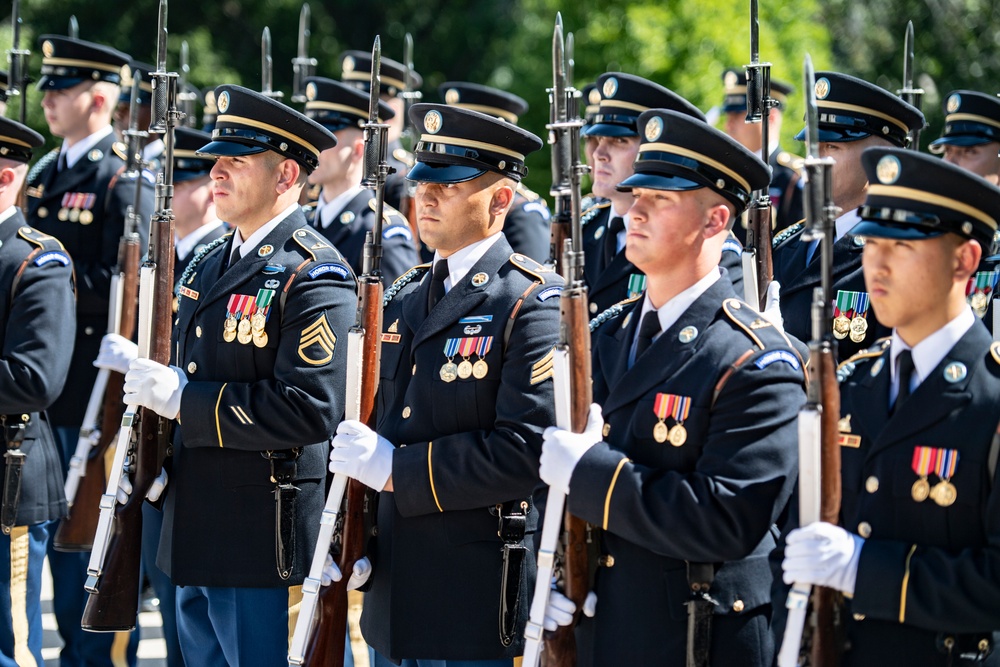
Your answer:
[495,499,530,647]
[1,414,29,535]
[263,448,301,580]
[685,561,719,667]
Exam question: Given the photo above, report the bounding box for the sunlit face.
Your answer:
[943,143,1000,183]
[308,128,361,188]
[209,152,285,230]
[820,138,881,211]
[414,175,504,256]
[589,134,641,199]
[725,111,762,153]
[41,82,97,139]
[173,175,214,229]
[625,186,726,276]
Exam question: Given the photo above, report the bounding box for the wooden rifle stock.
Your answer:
[809,346,843,666]
[55,237,141,551]
[548,211,571,271]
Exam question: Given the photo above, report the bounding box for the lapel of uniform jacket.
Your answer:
[47,139,110,200]
[866,324,983,459]
[590,250,639,304]
[600,277,732,417]
[196,211,305,312]
[407,237,509,352]
[781,233,865,299]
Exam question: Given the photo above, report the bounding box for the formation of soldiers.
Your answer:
[0,6,999,667]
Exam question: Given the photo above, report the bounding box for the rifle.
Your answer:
[397,32,422,248]
[261,27,283,101]
[741,0,774,311]
[177,40,198,128]
[290,3,317,104]
[68,15,79,38]
[546,19,576,272]
[897,21,923,150]
[82,0,179,631]
[6,0,30,123]
[775,53,843,667]
[523,13,592,667]
[288,35,390,667]
[54,74,145,552]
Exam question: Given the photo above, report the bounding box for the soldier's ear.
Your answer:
[0,165,16,190]
[955,237,982,280]
[274,158,301,194]
[703,201,732,239]
[489,180,515,216]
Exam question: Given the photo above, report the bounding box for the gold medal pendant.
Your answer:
[223,328,237,343]
[653,421,668,443]
[457,359,473,379]
[971,292,989,317]
[251,311,267,332]
[849,316,868,343]
[833,315,850,340]
[68,208,80,223]
[440,362,458,383]
[57,207,69,222]
[930,480,957,507]
[237,318,252,336]
[911,477,930,502]
[237,330,253,345]
[472,359,489,379]
[668,424,687,447]
[253,332,268,348]
[79,209,94,225]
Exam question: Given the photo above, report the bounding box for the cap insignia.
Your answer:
[342,56,355,73]
[815,77,831,100]
[946,93,961,114]
[217,91,230,113]
[602,76,618,99]
[875,155,901,184]
[588,88,601,105]
[644,116,663,142]
[445,88,460,105]
[306,82,317,101]
[724,70,739,88]
[42,41,54,58]
[423,110,443,134]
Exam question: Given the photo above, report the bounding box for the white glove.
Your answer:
[123,358,188,420]
[782,521,864,595]
[761,280,784,331]
[116,468,168,505]
[94,333,139,374]
[321,553,372,591]
[539,403,604,495]
[329,420,394,491]
[543,589,598,631]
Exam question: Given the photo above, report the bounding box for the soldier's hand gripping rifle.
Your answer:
[82,0,180,631]
[261,27,283,101]
[55,74,145,552]
[776,54,844,667]
[523,14,592,667]
[398,32,422,247]
[6,0,30,123]
[290,4,317,104]
[288,35,391,667]
[897,21,923,150]
[741,0,775,311]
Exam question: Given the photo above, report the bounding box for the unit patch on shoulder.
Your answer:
[308,263,350,280]
[33,251,70,267]
[298,313,337,365]
[530,348,555,385]
[384,226,413,241]
[754,349,800,371]
[537,286,563,302]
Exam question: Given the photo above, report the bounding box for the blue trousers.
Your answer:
[140,503,181,667]
[0,522,48,667]
[48,426,138,667]
[371,653,513,667]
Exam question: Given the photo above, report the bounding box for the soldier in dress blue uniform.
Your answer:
[0,117,76,667]
[580,72,745,316]
[112,61,165,172]
[771,72,925,363]
[172,127,227,270]
[720,68,804,243]
[929,90,1000,337]
[439,81,552,263]
[301,76,418,286]
[201,87,218,133]
[119,85,355,667]
[539,109,804,666]
[339,50,422,216]
[26,34,151,667]
[781,147,1000,666]
[326,103,561,666]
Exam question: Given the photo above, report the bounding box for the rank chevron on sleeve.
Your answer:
[297,313,337,365]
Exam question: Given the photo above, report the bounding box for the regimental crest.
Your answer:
[217,91,230,114]
[298,313,337,365]
[42,40,54,58]
[814,77,831,100]
[306,82,318,101]
[947,93,961,114]
[445,88,460,105]
[724,70,739,89]
[424,110,443,134]
[342,56,355,73]
[588,87,602,105]
[876,155,901,184]
[121,64,133,86]
[602,76,618,99]
[644,116,663,142]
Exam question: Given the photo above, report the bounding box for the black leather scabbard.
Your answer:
[497,499,530,647]
[685,561,718,667]
[1,415,29,535]
[266,449,300,580]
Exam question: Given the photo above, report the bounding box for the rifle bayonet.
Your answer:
[261,27,282,100]
[291,4,317,103]
[6,0,30,122]
[897,21,923,149]
[69,14,79,38]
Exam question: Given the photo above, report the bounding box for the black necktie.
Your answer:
[603,216,625,269]
[427,259,449,312]
[632,310,661,366]
[57,151,67,172]
[894,349,915,411]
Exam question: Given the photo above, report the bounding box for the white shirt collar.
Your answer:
[0,206,18,229]
[230,203,299,262]
[631,268,721,363]
[612,211,630,255]
[176,219,226,260]
[433,233,503,292]
[317,186,365,229]
[889,307,976,399]
[61,126,113,170]
[835,208,862,242]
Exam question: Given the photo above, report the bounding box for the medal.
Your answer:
[833,315,850,339]
[472,336,493,380]
[237,318,251,336]
[251,311,267,332]
[967,271,998,318]
[971,291,989,315]
[223,297,240,343]
[79,209,93,225]
[439,362,458,383]
[223,327,237,343]
[668,424,687,447]
[848,293,870,343]
[911,446,937,502]
[472,359,489,379]
[931,448,960,507]
[653,422,668,443]
[930,480,957,507]
[237,330,253,345]
[457,360,473,379]
[253,331,268,348]
[57,207,69,222]
[68,208,80,223]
